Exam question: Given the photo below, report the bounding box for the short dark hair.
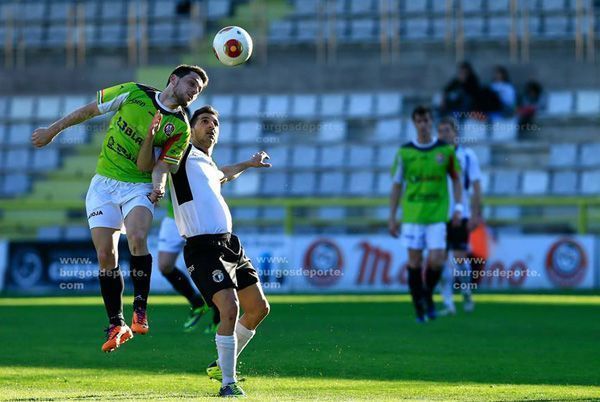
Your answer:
[411,105,432,120]
[167,64,209,87]
[190,105,219,127]
[438,116,459,133]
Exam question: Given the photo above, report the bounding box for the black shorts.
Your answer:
[183,233,259,306]
[447,218,469,251]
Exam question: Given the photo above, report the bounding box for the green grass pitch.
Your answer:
[1,294,599,401]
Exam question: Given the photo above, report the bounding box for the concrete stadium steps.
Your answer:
[28,180,89,201]
[0,209,67,224]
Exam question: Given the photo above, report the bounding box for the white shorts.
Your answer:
[85,174,154,230]
[401,222,447,250]
[158,217,185,254]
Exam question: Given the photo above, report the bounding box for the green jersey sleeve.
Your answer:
[96,82,138,114]
[158,125,191,165]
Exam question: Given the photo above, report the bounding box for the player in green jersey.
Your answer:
[388,106,463,323]
[31,65,208,352]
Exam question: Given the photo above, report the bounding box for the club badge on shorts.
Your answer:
[212,269,224,283]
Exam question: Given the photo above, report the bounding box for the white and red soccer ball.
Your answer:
[212,26,253,66]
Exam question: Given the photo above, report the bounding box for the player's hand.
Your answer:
[388,218,400,238]
[147,187,164,204]
[248,151,272,168]
[451,211,462,227]
[31,127,56,148]
[148,111,162,138]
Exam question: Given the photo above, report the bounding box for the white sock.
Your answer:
[440,263,455,310]
[215,334,237,386]
[457,261,472,296]
[235,323,256,357]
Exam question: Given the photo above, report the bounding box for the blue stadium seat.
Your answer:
[432,18,449,38]
[548,143,577,167]
[0,124,6,145]
[375,171,392,195]
[580,143,600,167]
[63,96,88,114]
[318,171,345,195]
[540,0,567,11]
[462,17,485,38]
[4,149,31,171]
[291,145,318,168]
[100,1,126,21]
[211,95,235,118]
[290,94,317,118]
[404,18,430,39]
[236,120,261,143]
[375,146,398,168]
[317,207,346,219]
[375,93,402,116]
[234,171,260,195]
[98,24,126,47]
[23,1,47,22]
[347,171,374,195]
[575,91,600,115]
[212,145,234,166]
[471,145,491,166]
[293,0,319,16]
[463,0,485,13]
[46,25,68,47]
[231,207,261,220]
[491,118,518,142]
[7,124,33,146]
[269,20,294,43]
[462,118,488,142]
[264,95,289,117]
[492,169,520,195]
[149,23,176,46]
[57,124,88,146]
[348,93,374,117]
[152,0,177,18]
[64,226,91,240]
[542,15,570,37]
[349,0,375,14]
[261,171,289,195]
[546,91,574,115]
[403,0,428,13]
[2,173,30,196]
[580,170,600,194]
[318,120,346,142]
[319,145,346,167]
[37,226,63,240]
[551,171,578,194]
[237,95,263,118]
[10,97,35,120]
[32,148,60,171]
[349,18,377,42]
[522,170,549,194]
[488,16,512,38]
[290,172,317,195]
[488,0,511,12]
[296,19,319,42]
[320,94,346,117]
[479,171,491,193]
[37,97,62,121]
[347,145,374,167]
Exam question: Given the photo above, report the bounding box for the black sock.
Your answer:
[163,267,205,309]
[130,254,152,310]
[212,306,221,325]
[407,267,425,317]
[425,267,442,295]
[99,266,125,326]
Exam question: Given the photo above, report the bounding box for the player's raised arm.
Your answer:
[137,111,163,172]
[220,151,271,184]
[31,102,100,148]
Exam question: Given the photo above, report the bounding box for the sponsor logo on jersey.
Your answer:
[436,153,445,164]
[212,269,225,283]
[88,210,103,219]
[164,123,175,136]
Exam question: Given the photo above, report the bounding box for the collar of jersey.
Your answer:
[155,92,180,114]
[411,136,438,149]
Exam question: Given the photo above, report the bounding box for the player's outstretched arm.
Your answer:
[148,159,177,203]
[388,183,402,238]
[31,102,100,148]
[220,151,271,183]
[137,111,162,172]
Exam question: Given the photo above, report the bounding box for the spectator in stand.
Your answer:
[441,62,481,120]
[489,66,517,120]
[517,80,545,127]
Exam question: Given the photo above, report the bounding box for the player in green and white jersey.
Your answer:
[31,65,208,352]
[158,189,220,333]
[388,106,463,323]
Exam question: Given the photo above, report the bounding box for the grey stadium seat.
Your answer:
[575,91,600,115]
[7,124,33,146]
[261,171,289,195]
[375,93,402,116]
[491,118,518,142]
[2,173,30,195]
[264,95,289,117]
[546,91,573,115]
[376,146,398,168]
[237,95,262,118]
[320,94,346,117]
[211,95,235,118]
[10,97,35,119]
[319,145,346,167]
[347,145,375,167]
[318,120,346,142]
[32,148,60,171]
[374,119,403,142]
[348,93,374,117]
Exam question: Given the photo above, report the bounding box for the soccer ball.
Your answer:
[212,26,253,66]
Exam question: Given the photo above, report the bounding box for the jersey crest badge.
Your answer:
[164,122,175,137]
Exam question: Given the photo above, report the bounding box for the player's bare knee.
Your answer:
[127,231,148,255]
[158,263,174,275]
[259,299,270,319]
[97,249,116,269]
